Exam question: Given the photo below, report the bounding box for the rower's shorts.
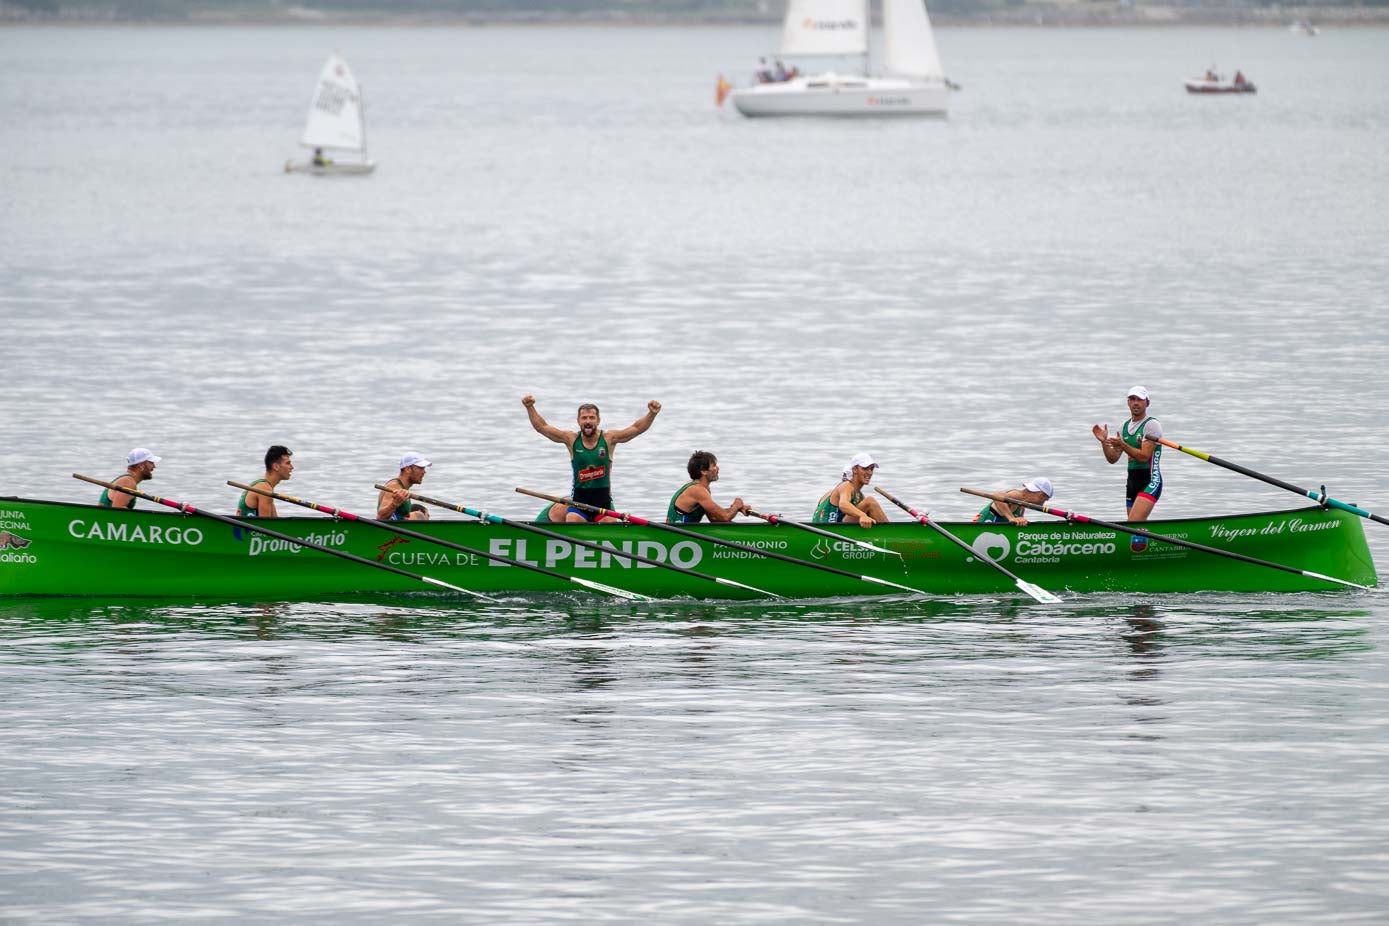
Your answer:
[1126,466,1163,508]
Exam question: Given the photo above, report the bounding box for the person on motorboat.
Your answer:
[312,147,330,167]
[973,478,1055,526]
[813,453,890,528]
[522,394,661,523]
[1093,386,1164,522]
[1234,70,1247,86]
[377,453,432,521]
[667,451,749,524]
[1205,67,1219,82]
[98,447,161,509]
[236,445,293,518]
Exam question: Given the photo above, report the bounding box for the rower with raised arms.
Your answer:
[521,395,661,523]
[236,445,293,518]
[813,453,890,528]
[378,453,431,521]
[98,447,162,510]
[1092,385,1164,522]
[668,451,749,524]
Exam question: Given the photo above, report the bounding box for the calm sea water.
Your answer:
[2,23,1389,924]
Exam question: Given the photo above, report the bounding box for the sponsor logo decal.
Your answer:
[577,465,607,482]
[0,530,36,565]
[971,532,1010,563]
[240,529,347,557]
[809,538,880,561]
[376,536,409,562]
[0,531,30,551]
[974,530,1120,564]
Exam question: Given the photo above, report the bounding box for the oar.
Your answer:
[729,506,903,557]
[393,486,779,599]
[875,487,1063,604]
[1154,436,1389,528]
[516,488,927,596]
[960,487,1371,591]
[231,481,650,602]
[73,474,497,601]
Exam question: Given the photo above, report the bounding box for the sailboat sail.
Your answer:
[882,0,945,80]
[779,0,870,58]
[300,53,366,152]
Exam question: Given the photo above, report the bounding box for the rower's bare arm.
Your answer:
[833,485,874,529]
[1129,439,1157,464]
[108,476,136,509]
[522,395,573,444]
[692,486,745,522]
[606,399,661,444]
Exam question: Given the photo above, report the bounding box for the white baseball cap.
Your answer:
[1126,385,1150,402]
[848,452,879,470]
[1023,477,1055,498]
[127,448,161,465]
[399,453,432,470]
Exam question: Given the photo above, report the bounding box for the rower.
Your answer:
[377,453,432,521]
[521,394,661,523]
[667,450,749,524]
[236,445,293,518]
[813,453,890,528]
[1092,385,1164,522]
[98,448,161,509]
[974,478,1054,526]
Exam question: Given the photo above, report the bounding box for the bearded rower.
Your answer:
[522,395,661,523]
[667,450,748,524]
[98,447,162,509]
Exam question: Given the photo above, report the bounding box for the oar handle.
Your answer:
[873,487,929,523]
[75,474,197,514]
[513,487,644,524]
[229,481,361,521]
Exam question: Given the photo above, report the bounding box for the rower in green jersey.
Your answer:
[377,453,432,521]
[521,394,662,523]
[98,447,161,509]
[813,452,890,528]
[667,450,749,524]
[236,445,293,518]
[1093,385,1164,522]
[974,478,1055,525]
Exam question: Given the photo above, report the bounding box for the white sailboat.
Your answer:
[284,53,376,176]
[729,0,950,117]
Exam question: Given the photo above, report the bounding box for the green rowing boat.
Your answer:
[0,498,1376,600]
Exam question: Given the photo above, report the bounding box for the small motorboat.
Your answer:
[1185,70,1257,95]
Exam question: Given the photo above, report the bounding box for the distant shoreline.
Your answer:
[4,5,1389,27]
